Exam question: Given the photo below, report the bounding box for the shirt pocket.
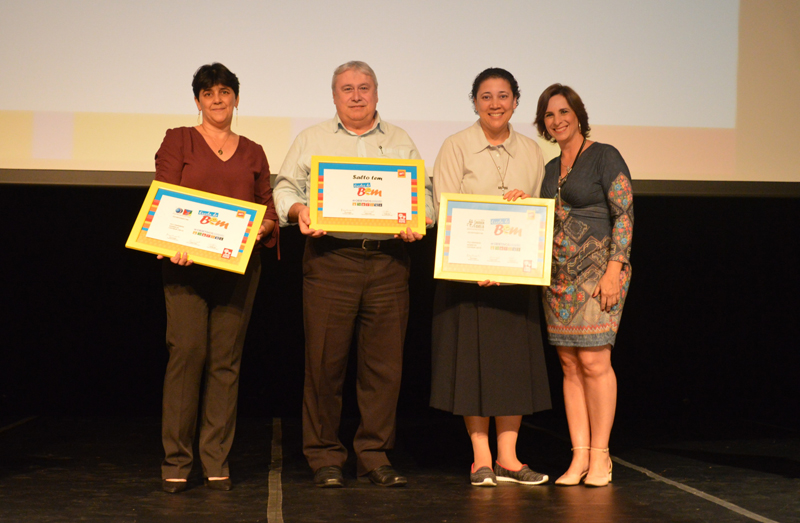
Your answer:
[378,146,415,159]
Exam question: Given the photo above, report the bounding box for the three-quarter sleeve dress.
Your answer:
[540,142,633,347]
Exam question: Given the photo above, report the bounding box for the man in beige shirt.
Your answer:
[274,61,433,488]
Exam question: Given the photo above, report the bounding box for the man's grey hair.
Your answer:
[331,61,378,91]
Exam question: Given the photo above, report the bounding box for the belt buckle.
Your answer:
[361,239,380,250]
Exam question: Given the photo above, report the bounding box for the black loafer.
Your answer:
[366,465,407,487]
[161,479,187,493]
[314,465,344,488]
[205,478,233,491]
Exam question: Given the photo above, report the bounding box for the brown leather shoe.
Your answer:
[161,479,187,493]
[313,466,345,488]
[366,466,407,487]
[205,478,233,491]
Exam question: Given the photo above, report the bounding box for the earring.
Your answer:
[197,110,201,125]
[235,107,238,128]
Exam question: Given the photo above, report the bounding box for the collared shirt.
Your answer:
[432,120,545,214]
[274,113,435,240]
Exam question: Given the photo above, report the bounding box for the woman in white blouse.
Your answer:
[429,68,551,487]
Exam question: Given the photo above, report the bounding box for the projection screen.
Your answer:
[1,0,798,192]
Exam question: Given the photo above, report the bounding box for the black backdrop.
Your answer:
[1,185,798,425]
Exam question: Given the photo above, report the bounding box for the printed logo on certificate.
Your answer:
[434,193,555,286]
[309,156,426,235]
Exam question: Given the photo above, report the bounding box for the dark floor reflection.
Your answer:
[1,416,799,523]
[550,485,622,523]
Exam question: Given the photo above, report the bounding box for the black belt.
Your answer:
[315,236,402,252]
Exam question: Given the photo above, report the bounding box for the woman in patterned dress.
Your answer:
[534,84,633,487]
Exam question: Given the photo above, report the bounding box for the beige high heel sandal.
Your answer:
[584,447,612,488]
[554,447,590,486]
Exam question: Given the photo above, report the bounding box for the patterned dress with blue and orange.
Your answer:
[540,142,633,348]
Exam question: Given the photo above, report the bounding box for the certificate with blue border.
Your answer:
[125,181,267,274]
[434,193,554,286]
[309,156,426,235]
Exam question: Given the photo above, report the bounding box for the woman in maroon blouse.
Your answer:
[155,63,278,493]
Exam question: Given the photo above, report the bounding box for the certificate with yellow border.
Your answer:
[434,193,555,286]
[309,156,426,235]
[125,181,267,274]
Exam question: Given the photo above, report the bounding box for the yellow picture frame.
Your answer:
[125,181,267,274]
[309,156,426,235]
[433,193,555,286]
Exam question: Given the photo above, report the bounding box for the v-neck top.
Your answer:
[155,127,275,210]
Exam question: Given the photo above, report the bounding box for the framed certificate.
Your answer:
[434,193,555,286]
[125,181,267,274]
[309,156,426,235]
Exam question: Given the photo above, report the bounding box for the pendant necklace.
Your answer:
[488,147,511,194]
[203,127,231,156]
[558,137,586,198]
[213,133,231,155]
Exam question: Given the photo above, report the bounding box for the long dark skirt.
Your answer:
[430,280,552,417]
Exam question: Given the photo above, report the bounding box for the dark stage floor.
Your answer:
[0,414,797,523]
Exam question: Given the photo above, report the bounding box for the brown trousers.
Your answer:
[161,256,261,480]
[301,238,410,475]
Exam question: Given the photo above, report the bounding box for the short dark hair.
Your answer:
[534,83,590,143]
[469,68,521,106]
[192,63,240,99]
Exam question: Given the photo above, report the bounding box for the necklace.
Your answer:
[488,147,511,193]
[212,133,231,155]
[557,137,586,199]
[201,127,232,155]
[560,136,586,176]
